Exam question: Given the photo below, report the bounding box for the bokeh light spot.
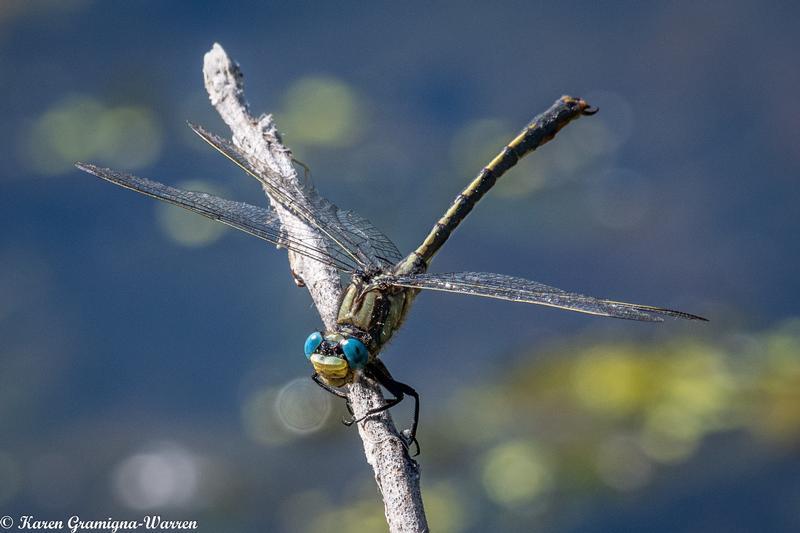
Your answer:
[423,481,470,533]
[641,403,702,462]
[665,348,731,419]
[113,443,200,510]
[21,94,162,176]
[22,95,106,175]
[445,387,514,445]
[242,378,331,446]
[155,180,228,247]
[242,386,291,446]
[449,118,547,199]
[275,377,332,434]
[572,346,644,416]
[450,119,510,176]
[280,76,363,147]
[95,106,163,169]
[481,441,551,507]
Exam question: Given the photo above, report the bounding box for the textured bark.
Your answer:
[202,43,427,532]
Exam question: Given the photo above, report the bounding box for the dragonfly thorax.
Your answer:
[336,275,419,356]
[304,267,421,387]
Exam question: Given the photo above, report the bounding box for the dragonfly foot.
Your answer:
[343,408,382,427]
[402,428,420,457]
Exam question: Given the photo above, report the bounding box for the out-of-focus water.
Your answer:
[0,1,798,531]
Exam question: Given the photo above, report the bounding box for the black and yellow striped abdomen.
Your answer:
[411,96,596,266]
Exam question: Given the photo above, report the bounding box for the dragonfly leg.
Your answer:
[378,374,420,457]
[291,157,312,181]
[311,372,348,399]
[341,388,404,428]
[313,369,421,455]
[312,373,356,421]
[349,361,421,456]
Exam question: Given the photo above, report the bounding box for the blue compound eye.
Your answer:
[341,338,368,370]
[304,331,324,359]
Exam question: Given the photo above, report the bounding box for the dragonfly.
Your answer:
[76,96,706,455]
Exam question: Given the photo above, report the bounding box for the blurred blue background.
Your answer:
[1,1,799,531]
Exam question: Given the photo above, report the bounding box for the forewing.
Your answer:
[331,206,403,267]
[383,272,707,322]
[76,163,355,271]
[189,123,402,269]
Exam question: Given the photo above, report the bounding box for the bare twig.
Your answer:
[202,43,427,532]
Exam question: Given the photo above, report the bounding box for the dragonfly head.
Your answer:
[304,331,369,384]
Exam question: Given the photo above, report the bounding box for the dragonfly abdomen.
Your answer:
[413,96,597,265]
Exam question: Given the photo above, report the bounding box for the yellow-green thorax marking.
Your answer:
[337,260,425,352]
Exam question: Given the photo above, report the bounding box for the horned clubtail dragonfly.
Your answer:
[76,96,706,454]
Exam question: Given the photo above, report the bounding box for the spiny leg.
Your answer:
[313,369,421,455]
[345,361,421,456]
[311,373,355,418]
[378,372,420,456]
[341,380,404,428]
[311,372,348,398]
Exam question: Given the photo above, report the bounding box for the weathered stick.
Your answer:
[202,43,428,532]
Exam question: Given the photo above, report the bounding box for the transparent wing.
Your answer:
[382,272,707,322]
[189,123,403,269]
[76,163,357,271]
[328,205,404,268]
